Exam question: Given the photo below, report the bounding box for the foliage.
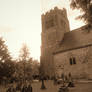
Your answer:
[19,44,30,61]
[13,60,33,81]
[1,61,15,78]
[70,0,92,29]
[32,60,40,76]
[0,39,40,83]
[0,37,15,82]
[0,37,11,62]
[14,59,40,81]
[18,44,31,82]
[17,44,40,81]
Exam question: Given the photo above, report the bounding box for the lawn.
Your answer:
[0,80,92,92]
[32,80,92,92]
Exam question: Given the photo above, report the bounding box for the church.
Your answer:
[40,7,92,79]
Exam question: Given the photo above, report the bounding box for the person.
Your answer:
[6,85,13,92]
[53,76,57,85]
[21,84,27,92]
[12,87,16,92]
[27,84,32,92]
[68,73,75,87]
[6,86,12,92]
[16,82,22,91]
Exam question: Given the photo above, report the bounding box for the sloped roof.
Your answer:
[54,26,92,54]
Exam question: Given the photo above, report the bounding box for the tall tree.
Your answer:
[0,37,11,62]
[0,37,15,82]
[70,0,92,29]
[19,44,32,82]
[19,44,30,61]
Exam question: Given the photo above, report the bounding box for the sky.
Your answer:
[0,0,85,61]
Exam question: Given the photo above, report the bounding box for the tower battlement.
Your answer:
[42,7,67,20]
[41,7,70,34]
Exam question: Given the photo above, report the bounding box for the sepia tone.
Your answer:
[0,1,92,92]
[41,7,92,79]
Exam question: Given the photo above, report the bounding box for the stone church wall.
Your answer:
[41,7,70,78]
[54,45,92,79]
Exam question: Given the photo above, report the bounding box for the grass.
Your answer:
[0,80,92,92]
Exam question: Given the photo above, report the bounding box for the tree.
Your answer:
[0,37,15,83]
[0,37,11,62]
[24,59,33,80]
[13,61,24,81]
[19,44,30,61]
[19,44,32,82]
[70,0,92,30]
[32,60,40,78]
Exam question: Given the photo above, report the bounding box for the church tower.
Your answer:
[40,7,70,77]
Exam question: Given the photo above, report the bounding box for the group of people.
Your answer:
[6,81,32,92]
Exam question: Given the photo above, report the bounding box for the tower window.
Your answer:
[69,57,76,65]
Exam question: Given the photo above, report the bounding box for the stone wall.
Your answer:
[54,45,92,79]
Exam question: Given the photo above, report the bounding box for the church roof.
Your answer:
[54,26,92,54]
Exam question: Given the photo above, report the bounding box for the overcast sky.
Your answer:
[0,0,85,61]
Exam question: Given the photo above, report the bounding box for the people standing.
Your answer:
[27,84,32,92]
[6,86,12,92]
[21,84,27,92]
[6,84,15,92]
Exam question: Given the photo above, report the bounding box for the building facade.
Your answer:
[40,7,92,79]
